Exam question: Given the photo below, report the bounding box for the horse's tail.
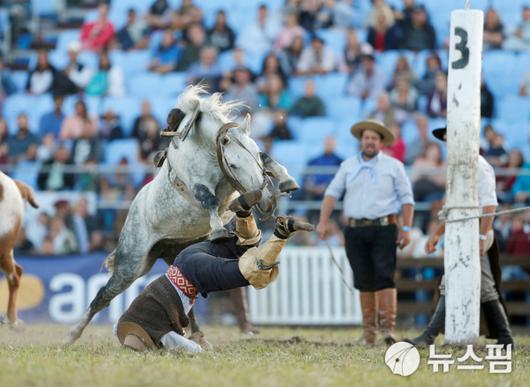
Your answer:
[14,180,39,209]
[103,250,116,273]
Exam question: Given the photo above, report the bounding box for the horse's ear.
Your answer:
[242,113,252,135]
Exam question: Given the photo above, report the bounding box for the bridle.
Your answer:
[216,122,277,218]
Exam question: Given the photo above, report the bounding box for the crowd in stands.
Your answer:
[0,0,529,257]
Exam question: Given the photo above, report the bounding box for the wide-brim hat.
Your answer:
[350,119,394,146]
[432,127,447,142]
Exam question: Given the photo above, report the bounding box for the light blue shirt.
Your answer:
[325,152,414,219]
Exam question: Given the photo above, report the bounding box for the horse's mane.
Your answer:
[177,85,246,123]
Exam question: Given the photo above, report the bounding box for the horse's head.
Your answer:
[167,86,276,214]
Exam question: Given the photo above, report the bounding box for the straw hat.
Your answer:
[350,119,394,146]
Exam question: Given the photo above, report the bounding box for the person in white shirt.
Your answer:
[408,126,514,348]
[297,35,336,76]
[236,4,280,58]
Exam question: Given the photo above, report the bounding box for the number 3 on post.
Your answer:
[451,27,469,69]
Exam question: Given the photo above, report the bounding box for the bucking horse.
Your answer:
[66,86,298,344]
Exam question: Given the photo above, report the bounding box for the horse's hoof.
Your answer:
[9,319,24,332]
[209,228,231,241]
[279,179,299,193]
[64,327,82,346]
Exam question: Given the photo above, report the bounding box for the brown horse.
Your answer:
[0,171,38,328]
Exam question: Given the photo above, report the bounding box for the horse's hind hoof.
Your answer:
[9,319,25,332]
[279,179,299,193]
[209,228,231,241]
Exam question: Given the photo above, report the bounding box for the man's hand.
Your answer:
[425,234,440,254]
[397,229,410,249]
[316,222,329,240]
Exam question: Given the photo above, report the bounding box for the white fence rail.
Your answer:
[248,247,362,325]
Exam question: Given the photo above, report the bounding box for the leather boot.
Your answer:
[378,288,397,345]
[406,295,445,347]
[482,299,514,348]
[229,287,258,335]
[228,190,263,216]
[355,291,377,346]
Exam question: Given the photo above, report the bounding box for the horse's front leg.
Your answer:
[260,152,299,193]
[193,183,230,240]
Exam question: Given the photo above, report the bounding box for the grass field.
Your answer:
[0,324,529,387]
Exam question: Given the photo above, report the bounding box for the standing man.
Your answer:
[317,119,415,346]
[408,127,514,348]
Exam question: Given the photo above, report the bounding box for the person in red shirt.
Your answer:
[81,3,115,52]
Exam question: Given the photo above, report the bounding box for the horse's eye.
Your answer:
[229,164,238,169]
[222,137,229,146]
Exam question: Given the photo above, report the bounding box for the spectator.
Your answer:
[512,161,530,205]
[99,109,124,141]
[368,0,395,29]
[53,41,92,96]
[302,136,343,201]
[37,146,75,191]
[367,5,399,51]
[481,76,494,119]
[60,100,98,141]
[256,53,288,93]
[71,120,104,166]
[313,0,336,29]
[116,8,148,51]
[26,49,55,95]
[368,92,398,127]
[340,29,364,73]
[388,55,416,90]
[7,113,39,162]
[39,94,65,138]
[237,4,279,57]
[0,58,17,97]
[389,77,418,113]
[290,79,325,117]
[48,215,77,254]
[37,133,57,162]
[268,109,293,140]
[145,0,171,29]
[426,71,447,118]
[498,150,524,203]
[484,132,508,168]
[280,35,305,75]
[175,23,206,72]
[138,117,165,163]
[186,46,222,89]
[86,52,125,97]
[259,74,292,111]
[71,197,100,254]
[483,8,504,50]
[504,5,530,51]
[80,3,115,52]
[223,66,259,113]
[382,122,406,162]
[346,53,384,100]
[132,100,159,140]
[405,113,430,164]
[519,71,530,97]
[393,0,416,29]
[411,142,446,202]
[177,0,203,29]
[275,12,305,51]
[415,51,443,96]
[148,29,180,74]
[0,118,9,164]
[26,212,50,251]
[401,5,436,51]
[297,35,336,76]
[207,10,235,52]
[506,215,530,255]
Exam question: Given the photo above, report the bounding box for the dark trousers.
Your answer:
[344,224,398,291]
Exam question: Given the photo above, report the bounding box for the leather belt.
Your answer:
[347,214,397,227]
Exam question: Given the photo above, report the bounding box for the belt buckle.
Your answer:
[380,217,388,226]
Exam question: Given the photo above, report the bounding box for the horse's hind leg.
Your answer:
[0,249,22,328]
[260,152,299,193]
[66,248,148,344]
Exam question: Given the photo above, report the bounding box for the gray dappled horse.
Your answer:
[66,86,298,344]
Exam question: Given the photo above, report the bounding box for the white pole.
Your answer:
[444,7,484,344]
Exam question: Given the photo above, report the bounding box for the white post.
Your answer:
[444,7,484,344]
